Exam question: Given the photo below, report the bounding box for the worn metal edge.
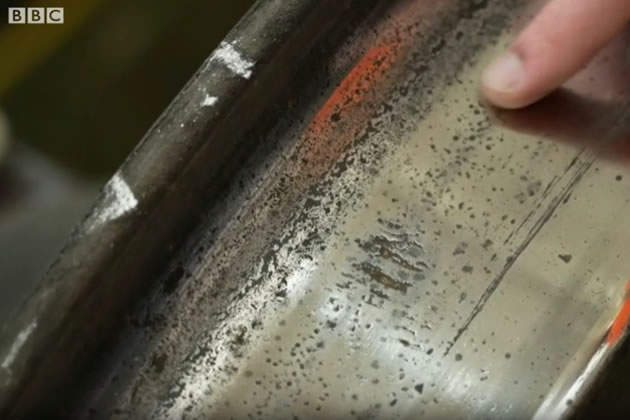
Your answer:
[564,281,630,419]
[0,0,359,416]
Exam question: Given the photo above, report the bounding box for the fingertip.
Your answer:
[482,0,630,109]
[480,84,531,110]
[480,83,540,109]
[480,50,538,109]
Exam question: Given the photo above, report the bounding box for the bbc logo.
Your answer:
[8,7,64,24]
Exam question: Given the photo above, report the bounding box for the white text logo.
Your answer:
[8,7,64,24]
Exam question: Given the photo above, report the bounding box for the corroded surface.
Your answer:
[72,0,630,419]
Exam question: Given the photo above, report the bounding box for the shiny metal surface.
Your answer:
[71,1,630,418]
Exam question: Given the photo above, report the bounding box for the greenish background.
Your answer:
[0,0,255,179]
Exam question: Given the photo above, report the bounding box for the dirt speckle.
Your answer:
[558,254,572,263]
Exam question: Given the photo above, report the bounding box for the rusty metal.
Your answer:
[3,0,630,418]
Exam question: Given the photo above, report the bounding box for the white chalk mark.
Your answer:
[87,172,138,232]
[210,41,254,79]
[201,94,218,107]
[2,321,37,372]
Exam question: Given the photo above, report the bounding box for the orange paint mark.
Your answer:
[606,279,630,345]
[310,43,400,136]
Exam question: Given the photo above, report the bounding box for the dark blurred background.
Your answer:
[0,0,254,321]
[1,0,254,177]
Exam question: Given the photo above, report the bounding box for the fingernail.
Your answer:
[482,51,523,93]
